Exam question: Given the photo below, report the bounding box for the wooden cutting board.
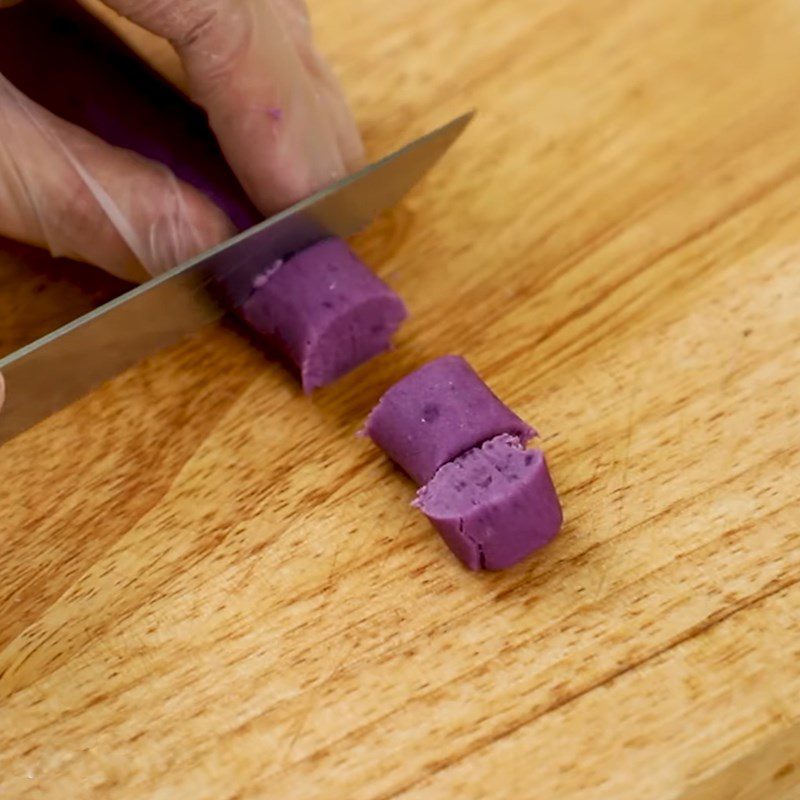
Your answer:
[1,1,799,797]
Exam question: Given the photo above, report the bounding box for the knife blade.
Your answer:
[0,112,473,445]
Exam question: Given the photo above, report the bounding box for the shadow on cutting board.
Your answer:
[0,237,131,359]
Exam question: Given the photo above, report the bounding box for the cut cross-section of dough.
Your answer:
[414,434,562,570]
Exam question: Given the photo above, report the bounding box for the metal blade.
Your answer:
[0,112,473,445]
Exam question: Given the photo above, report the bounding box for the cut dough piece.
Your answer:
[363,355,534,484]
[241,238,407,392]
[414,434,562,570]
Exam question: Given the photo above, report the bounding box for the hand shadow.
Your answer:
[0,236,130,359]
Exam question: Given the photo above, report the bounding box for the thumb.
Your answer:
[0,73,235,282]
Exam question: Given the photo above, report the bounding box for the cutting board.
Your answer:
[1,1,799,797]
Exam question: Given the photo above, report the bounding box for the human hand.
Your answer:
[0,0,364,283]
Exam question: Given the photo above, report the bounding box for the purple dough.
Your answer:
[364,356,563,571]
[414,434,562,570]
[241,239,407,392]
[363,355,534,484]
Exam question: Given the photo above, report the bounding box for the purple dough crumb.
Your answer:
[241,239,407,392]
[363,355,535,484]
[252,259,283,290]
[267,107,283,121]
[414,434,563,570]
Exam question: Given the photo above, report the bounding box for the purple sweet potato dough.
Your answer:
[241,239,407,392]
[363,355,535,485]
[414,434,563,570]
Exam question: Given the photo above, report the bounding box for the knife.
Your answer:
[0,112,473,446]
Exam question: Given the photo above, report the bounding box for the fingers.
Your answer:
[100,0,365,215]
[0,74,235,282]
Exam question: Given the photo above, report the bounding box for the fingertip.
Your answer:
[330,107,366,175]
[143,178,236,275]
[343,133,366,173]
[59,142,236,279]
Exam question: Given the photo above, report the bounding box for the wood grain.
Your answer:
[1,0,799,797]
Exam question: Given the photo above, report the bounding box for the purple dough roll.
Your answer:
[241,238,407,392]
[363,355,534,485]
[414,434,562,570]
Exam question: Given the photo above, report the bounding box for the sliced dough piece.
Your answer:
[241,238,407,392]
[414,434,562,570]
[364,355,534,484]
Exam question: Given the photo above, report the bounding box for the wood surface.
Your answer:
[1,0,799,797]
